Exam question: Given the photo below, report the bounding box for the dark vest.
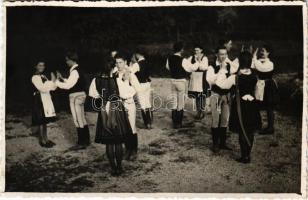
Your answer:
[68,67,86,94]
[168,55,190,79]
[211,62,232,95]
[135,59,151,83]
[94,75,119,107]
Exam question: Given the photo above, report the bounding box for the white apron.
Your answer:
[40,92,56,118]
[189,71,204,92]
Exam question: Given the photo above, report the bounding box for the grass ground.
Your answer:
[5,77,302,193]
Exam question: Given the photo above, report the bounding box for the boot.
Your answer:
[235,157,251,164]
[130,134,138,160]
[77,128,82,145]
[211,128,220,153]
[124,134,133,161]
[83,125,90,146]
[150,108,154,123]
[219,127,232,150]
[179,110,184,128]
[146,109,152,129]
[174,110,182,129]
[172,109,177,128]
[260,109,275,135]
[141,109,149,129]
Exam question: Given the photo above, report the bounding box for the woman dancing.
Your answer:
[216,51,261,163]
[89,61,133,176]
[31,61,57,148]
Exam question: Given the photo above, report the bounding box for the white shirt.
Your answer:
[215,71,236,90]
[215,57,239,74]
[56,64,79,90]
[165,53,199,73]
[88,78,100,99]
[215,69,254,101]
[251,57,274,72]
[115,67,137,99]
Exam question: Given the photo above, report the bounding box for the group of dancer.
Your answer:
[31,38,278,176]
[167,39,278,164]
[31,50,152,175]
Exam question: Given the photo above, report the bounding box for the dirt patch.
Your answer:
[5,78,301,193]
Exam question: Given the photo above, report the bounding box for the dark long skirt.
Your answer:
[258,79,279,109]
[229,99,261,134]
[95,101,133,144]
[32,92,56,126]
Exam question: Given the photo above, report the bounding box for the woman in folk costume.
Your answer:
[252,45,278,135]
[55,52,90,150]
[112,53,141,160]
[31,61,57,148]
[216,51,261,163]
[89,64,133,176]
[130,52,153,129]
[187,44,209,120]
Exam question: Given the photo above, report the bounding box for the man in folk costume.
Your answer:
[219,38,240,71]
[130,51,153,129]
[112,53,141,160]
[187,44,209,120]
[206,45,237,153]
[56,52,90,150]
[166,42,199,128]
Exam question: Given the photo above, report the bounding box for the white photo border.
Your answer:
[0,1,307,199]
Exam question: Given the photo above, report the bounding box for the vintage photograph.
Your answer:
[4,3,304,194]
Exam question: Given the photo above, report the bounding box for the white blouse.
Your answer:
[32,74,57,117]
[115,68,137,100]
[88,78,100,99]
[32,75,57,93]
[251,57,274,72]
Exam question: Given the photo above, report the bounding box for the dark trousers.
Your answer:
[239,130,254,158]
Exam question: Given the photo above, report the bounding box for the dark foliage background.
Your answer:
[6,6,303,113]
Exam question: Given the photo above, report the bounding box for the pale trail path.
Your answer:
[5,78,301,193]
